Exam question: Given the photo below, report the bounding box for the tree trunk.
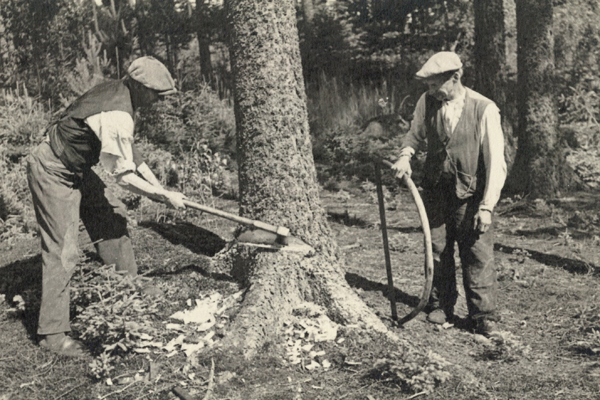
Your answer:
[512,0,581,197]
[473,0,516,172]
[198,38,213,85]
[224,0,388,356]
[302,0,315,24]
[196,0,214,86]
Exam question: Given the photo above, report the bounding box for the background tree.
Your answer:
[0,0,87,97]
[302,0,315,24]
[225,0,387,354]
[194,0,226,87]
[473,0,516,171]
[512,0,581,197]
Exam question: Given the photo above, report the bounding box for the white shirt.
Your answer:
[85,111,137,176]
[400,88,507,212]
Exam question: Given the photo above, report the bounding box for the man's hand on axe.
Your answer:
[116,170,187,210]
[163,191,188,210]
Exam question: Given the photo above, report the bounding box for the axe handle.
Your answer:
[182,200,289,237]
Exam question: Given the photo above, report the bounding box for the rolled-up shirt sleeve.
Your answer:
[479,104,507,212]
[400,93,428,158]
[85,111,137,176]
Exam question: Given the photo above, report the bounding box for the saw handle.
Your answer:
[182,200,290,237]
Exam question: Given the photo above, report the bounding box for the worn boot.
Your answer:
[472,318,499,337]
[39,333,87,357]
[426,309,452,325]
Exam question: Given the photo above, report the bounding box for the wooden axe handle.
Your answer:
[182,200,290,237]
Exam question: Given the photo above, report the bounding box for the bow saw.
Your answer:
[377,160,434,325]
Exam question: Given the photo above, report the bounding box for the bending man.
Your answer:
[27,57,186,356]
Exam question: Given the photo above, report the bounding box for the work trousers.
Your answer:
[424,180,497,320]
[27,142,136,335]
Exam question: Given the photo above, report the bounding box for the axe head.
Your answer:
[276,226,290,237]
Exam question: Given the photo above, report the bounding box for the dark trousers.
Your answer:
[27,142,136,335]
[424,181,497,320]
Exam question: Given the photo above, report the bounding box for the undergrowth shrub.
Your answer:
[0,85,49,152]
[136,85,236,159]
[572,302,600,357]
[307,76,417,185]
[0,150,37,241]
[368,346,451,394]
[135,86,236,198]
[70,264,166,379]
[0,87,48,240]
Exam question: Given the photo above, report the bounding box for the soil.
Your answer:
[2,184,600,400]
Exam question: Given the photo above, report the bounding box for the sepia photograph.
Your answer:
[1,0,600,399]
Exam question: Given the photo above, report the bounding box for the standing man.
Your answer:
[392,52,507,336]
[27,56,186,356]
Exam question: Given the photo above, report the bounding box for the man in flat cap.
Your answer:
[392,51,507,336]
[27,56,186,356]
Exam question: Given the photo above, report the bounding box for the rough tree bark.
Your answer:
[513,0,581,197]
[473,0,516,172]
[224,0,388,356]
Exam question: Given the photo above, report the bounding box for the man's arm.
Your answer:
[474,104,507,233]
[391,93,427,177]
[479,104,507,212]
[132,144,163,188]
[116,170,186,209]
[86,111,185,209]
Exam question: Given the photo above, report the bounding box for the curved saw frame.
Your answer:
[379,160,434,325]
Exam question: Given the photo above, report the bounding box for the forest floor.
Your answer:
[2,180,600,400]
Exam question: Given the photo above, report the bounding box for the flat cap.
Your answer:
[127,56,177,95]
[415,51,463,79]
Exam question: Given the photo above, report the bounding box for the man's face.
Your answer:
[424,74,455,101]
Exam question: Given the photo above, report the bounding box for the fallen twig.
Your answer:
[173,386,197,400]
[202,358,215,400]
[134,383,174,400]
[53,383,86,400]
[408,391,428,399]
[99,381,139,399]
[340,242,361,250]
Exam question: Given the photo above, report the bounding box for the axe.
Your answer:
[182,200,290,245]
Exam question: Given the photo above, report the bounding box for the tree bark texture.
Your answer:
[473,0,516,172]
[514,0,577,196]
[225,0,388,355]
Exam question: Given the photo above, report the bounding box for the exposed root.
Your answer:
[214,243,392,357]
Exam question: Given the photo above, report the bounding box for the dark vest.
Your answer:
[423,89,494,199]
[48,80,134,173]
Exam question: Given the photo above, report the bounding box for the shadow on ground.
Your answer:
[327,211,369,227]
[146,263,237,283]
[0,254,42,338]
[139,221,227,257]
[386,226,422,234]
[495,243,598,275]
[345,272,420,308]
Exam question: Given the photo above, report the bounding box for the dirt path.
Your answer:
[2,188,600,399]
[325,188,600,399]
